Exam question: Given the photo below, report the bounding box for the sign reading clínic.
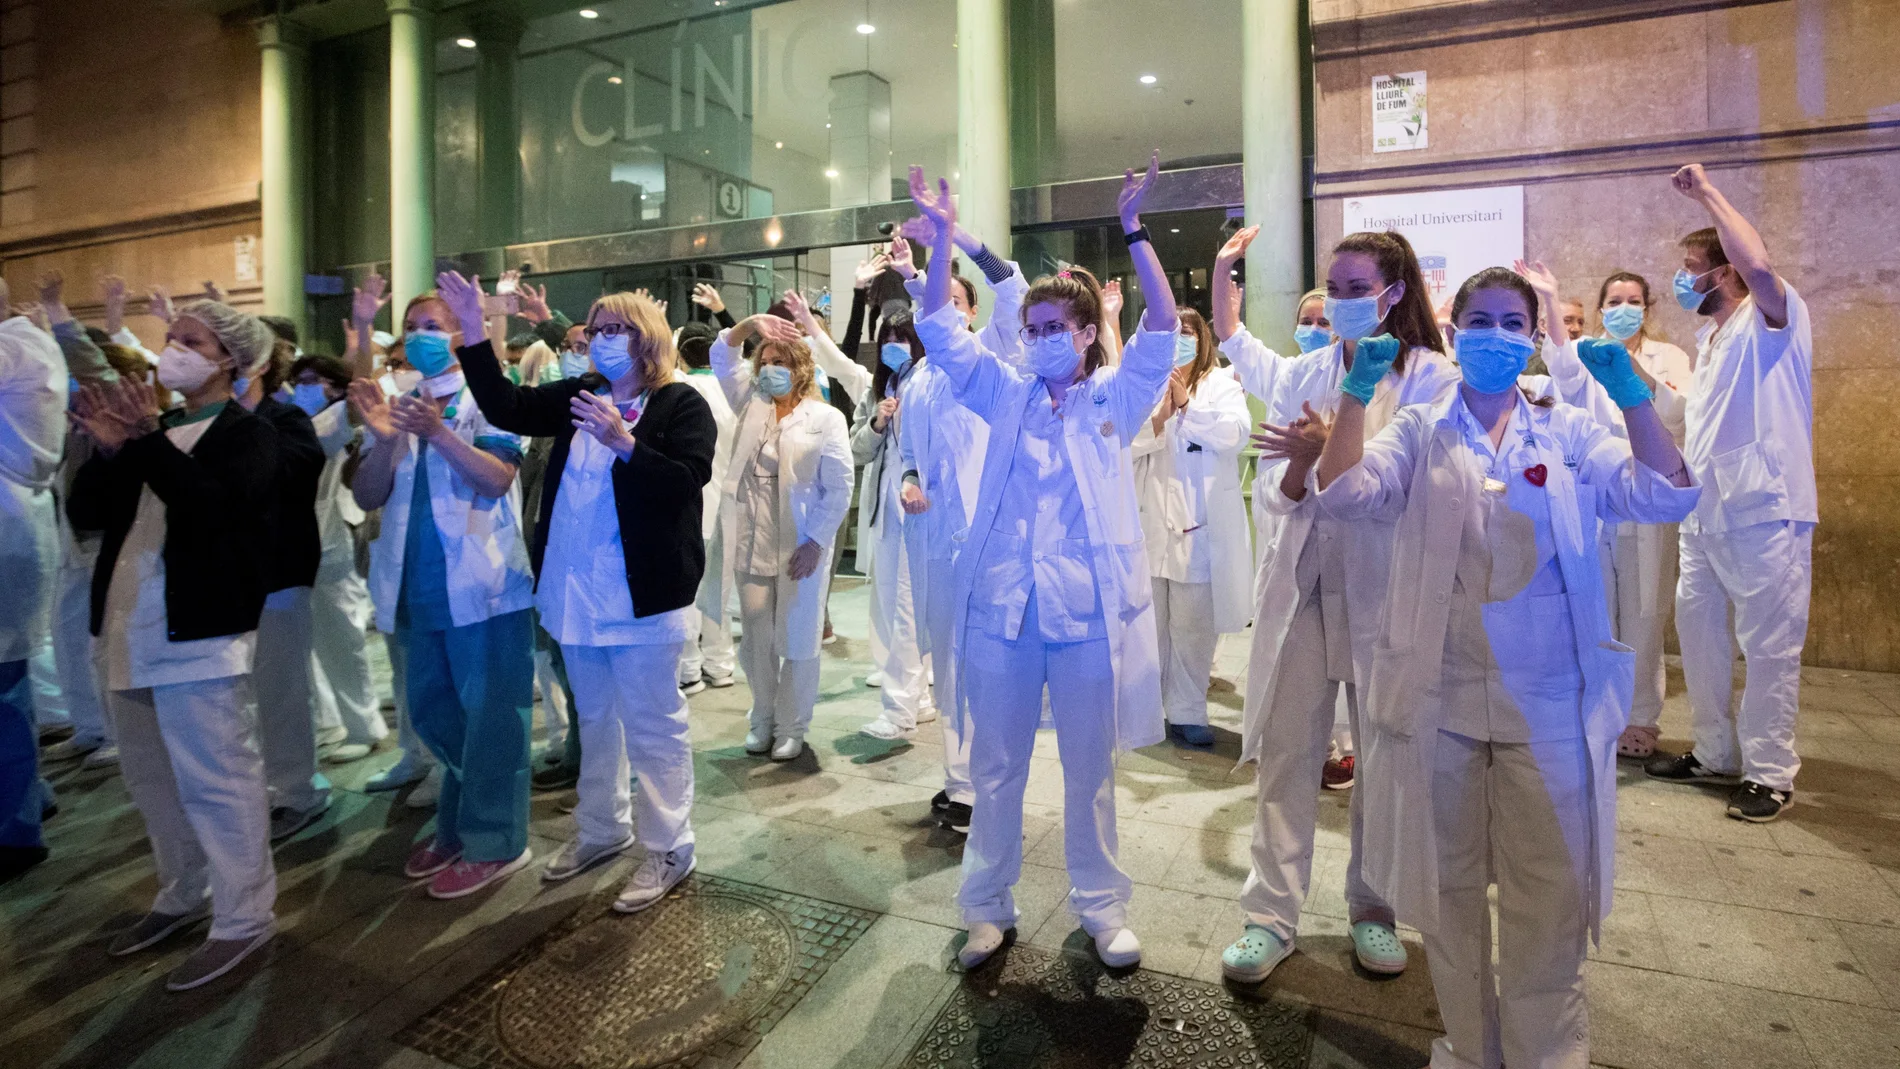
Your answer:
[1372,71,1428,153]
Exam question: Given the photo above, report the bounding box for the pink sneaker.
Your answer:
[427,849,534,900]
[403,839,462,880]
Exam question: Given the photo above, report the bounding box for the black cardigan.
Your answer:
[68,403,280,640]
[457,340,716,618]
[254,396,326,592]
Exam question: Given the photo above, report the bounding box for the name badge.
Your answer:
[1482,477,1508,495]
[1099,420,1115,437]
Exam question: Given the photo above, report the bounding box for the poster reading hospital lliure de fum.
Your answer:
[1372,71,1428,153]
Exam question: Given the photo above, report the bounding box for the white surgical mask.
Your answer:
[422,369,466,399]
[1323,285,1393,342]
[560,350,592,380]
[1025,333,1082,381]
[385,369,422,396]
[156,343,221,393]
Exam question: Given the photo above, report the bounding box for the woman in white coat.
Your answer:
[710,314,854,761]
[908,157,1176,971]
[1214,227,1458,984]
[1516,263,1693,761]
[1132,308,1252,747]
[1313,268,1699,1069]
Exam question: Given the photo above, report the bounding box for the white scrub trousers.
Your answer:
[1600,524,1676,729]
[565,643,695,855]
[1676,520,1811,792]
[867,517,932,727]
[254,587,328,812]
[1239,593,1390,941]
[51,563,110,746]
[1150,578,1217,727]
[308,564,386,746]
[680,525,737,685]
[956,599,1128,933]
[112,675,277,941]
[1423,730,1592,1069]
[737,573,820,742]
[922,554,973,806]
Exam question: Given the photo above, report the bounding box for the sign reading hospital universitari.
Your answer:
[1342,186,1525,308]
[1371,71,1427,153]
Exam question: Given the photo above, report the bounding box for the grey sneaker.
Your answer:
[542,833,635,882]
[269,796,332,842]
[165,932,272,991]
[108,908,210,956]
[613,850,695,913]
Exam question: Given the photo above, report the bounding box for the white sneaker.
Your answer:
[705,671,735,689]
[313,723,348,757]
[365,752,429,792]
[915,706,939,726]
[542,833,635,882]
[613,849,695,913]
[859,717,916,742]
[81,745,120,771]
[1093,927,1142,968]
[405,767,442,809]
[958,922,1007,968]
[43,735,104,762]
[770,736,803,761]
[680,678,707,696]
[744,729,772,755]
[864,670,884,688]
[325,742,375,765]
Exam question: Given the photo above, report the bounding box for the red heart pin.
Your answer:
[1523,464,1548,487]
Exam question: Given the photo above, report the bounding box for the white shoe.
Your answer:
[864,670,884,688]
[613,849,695,913]
[915,706,938,726]
[705,671,735,689]
[325,742,375,765]
[313,723,348,757]
[43,735,104,762]
[680,678,707,696]
[365,752,429,792]
[959,922,1007,968]
[81,745,120,771]
[859,717,915,742]
[744,729,772,755]
[770,736,803,761]
[405,767,442,809]
[1093,927,1142,968]
[542,833,635,881]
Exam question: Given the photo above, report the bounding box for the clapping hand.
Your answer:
[388,393,448,442]
[353,272,390,327]
[570,391,636,460]
[854,250,892,290]
[888,233,918,280]
[347,379,397,439]
[148,285,176,325]
[1118,151,1160,232]
[691,282,726,315]
[1252,401,1331,464]
[519,281,553,324]
[101,275,128,335]
[908,165,956,234]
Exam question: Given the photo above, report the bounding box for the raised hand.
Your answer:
[1118,151,1161,232]
[148,285,176,325]
[734,312,803,347]
[854,251,891,290]
[353,272,389,326]
[1339,334,1401,404]
[780,289,821,335]
[37,271,66,321]
[888,234,917,280]
[1216,224,1259,265]
[1576,338,1654,409]
[1671,163,1716,202]
[434,270,487,337]
[690,282,726,314]
[101,275,128,334]
[1512,259,1560,304]
[907,166,956,233]
[569,391,635,459]
[897,215,937,246]
[203,280,227,303]
[1101,279,1124,320]
[519,281,552,324]
[347,378,397,439]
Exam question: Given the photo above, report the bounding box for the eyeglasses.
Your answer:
[564,342,589,355]
[1018,322,1077,344]
[582,322,638,341]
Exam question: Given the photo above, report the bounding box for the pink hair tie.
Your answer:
[1057,269,1073,279]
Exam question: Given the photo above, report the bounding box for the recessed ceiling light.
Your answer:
[607,75,622,84]
[825,122,832,129]
[1169,228,1180,233]
[825,168,840,178]
[1139,74,1157,85]
[774,141,784,149]
[455,37,476,48]
[856,23,876,35]
[578,8,599,18]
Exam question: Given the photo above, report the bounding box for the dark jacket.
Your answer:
[457,340,716,618]
[68,402,280,640]
[254,396,326,592]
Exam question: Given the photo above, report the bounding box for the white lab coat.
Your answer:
[710,333,854,660]
[1131,365,1253,633]
[365,381,535,634]
[1224,331,1458,766]
[1316,393,1701,938]
[677,368,739,623]
[915,302,1176,753]
[0,316,67,662]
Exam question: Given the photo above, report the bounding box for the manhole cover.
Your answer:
[899,942,1313,1068]
[398,875,877,1069]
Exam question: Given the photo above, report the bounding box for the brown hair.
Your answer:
[1449,267,1553,407]
[951,273,978,312]
[1595,269,1653,342]
[1679,227,1744,294]
[261,338,296,397]
[753,337,822,402]
[587,290,677,391]
[1021,264,1111,377]
[1331,231,1447,366]
[1177,307,1218,395]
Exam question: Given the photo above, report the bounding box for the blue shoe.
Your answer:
[1220,923,1292,983]
[1350,920,1407,975]
[1170,723,1215,748]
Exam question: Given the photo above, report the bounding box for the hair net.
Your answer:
[174,299,277,380]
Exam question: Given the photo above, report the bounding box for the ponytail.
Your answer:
[1332,231,1448,367]
[1022,264,1112,377]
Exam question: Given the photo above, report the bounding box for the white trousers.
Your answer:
[1151,578,1217,727]
[1677,521,1811,791]
[255,588,328,812]
[921,554,972,805]
[1241,593,1389,939]
[956,600,1127,932]
[52,564,110,744]
[308,563,386,745]
[112,674,276,941]
[533,644,571,749]
[380,630,433,769]
[1424,730,1592,1069]
[680,526,737,684]
[866,518,932,725]
[565,642,695,855]
[737,572,820,741]
[1331,690,1355,757]
[1599,525,1676,729]
[29,635,65,728]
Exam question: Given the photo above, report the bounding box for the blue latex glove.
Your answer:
[1576,338,1654,409]
[1339,334,1402,404]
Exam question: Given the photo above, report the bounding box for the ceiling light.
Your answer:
[825,122,832,129]
[774,141,784,149]
[578,8,599,17]
[455,37,476,48]
[856,23,876,35]
[1169,228,1180,233]
[1139,74,1157,85]
[825,168,840,178]
[607,75,622,85]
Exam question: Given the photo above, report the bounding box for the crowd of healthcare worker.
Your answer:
[0,158,1818,1068]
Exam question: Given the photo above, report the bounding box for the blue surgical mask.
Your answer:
[404,330,455,377]
[1026,333,1081,381]
[757,364,794,397]
[880,342,912,374]
[589,332,636,382]
[1454,328,1537,394]
[560,350,592,380]
[1673,267,1719,314]
[1323,286,1392,342]
[1173,334,1198,367]
[1294,324,1332,353]
[292,383,331,417]
[1601,303,1645,341]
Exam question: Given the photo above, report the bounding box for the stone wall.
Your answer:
[1311,0,1900,670]
[0,0,262,348]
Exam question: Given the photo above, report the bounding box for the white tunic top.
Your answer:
[101,412,256,691]
[732,417,783,577]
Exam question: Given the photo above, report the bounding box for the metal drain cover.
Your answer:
[398,876,876,1069]
[899,942,1313,1068]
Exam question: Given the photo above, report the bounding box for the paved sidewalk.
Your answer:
[4,579,1898,1068]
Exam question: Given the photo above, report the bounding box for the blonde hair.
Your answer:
[515,339,557,386]
[588,291,676,390]
[753,338,821,401]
